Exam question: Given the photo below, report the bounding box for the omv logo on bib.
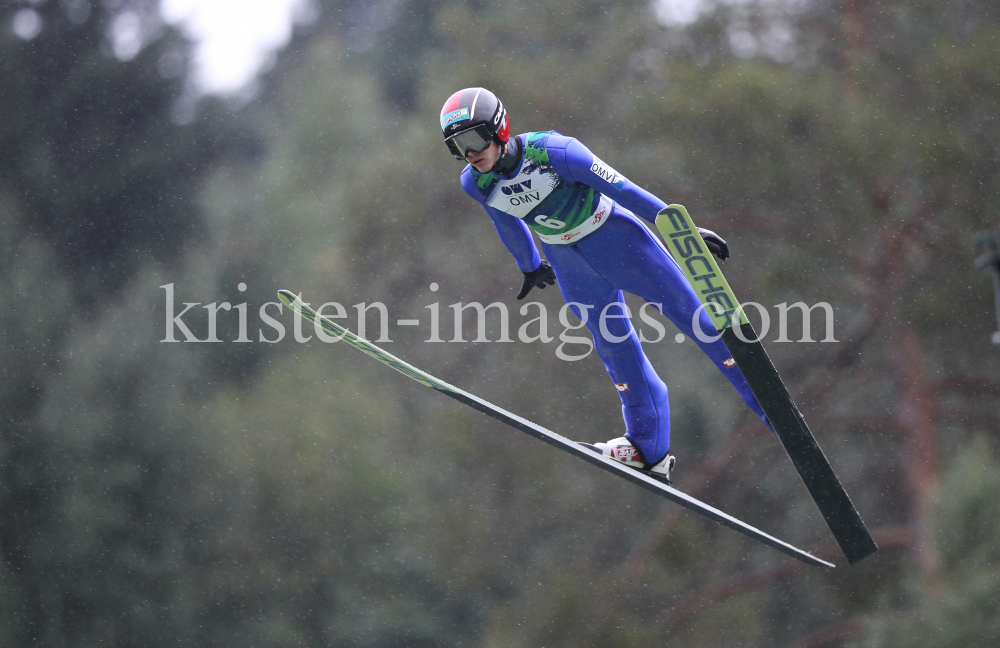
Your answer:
[501,180,533,195]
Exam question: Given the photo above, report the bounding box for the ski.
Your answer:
[277,289,834,568]
[655,204,877,565]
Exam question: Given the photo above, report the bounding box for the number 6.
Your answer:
[535,215,566,229]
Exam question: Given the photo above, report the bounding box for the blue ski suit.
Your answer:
[460,131,768,463]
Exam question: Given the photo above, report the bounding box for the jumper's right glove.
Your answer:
[516,260,556,300]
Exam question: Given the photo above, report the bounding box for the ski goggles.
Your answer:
[445,124,494,160]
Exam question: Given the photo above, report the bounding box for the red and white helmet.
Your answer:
[439,87,510,160]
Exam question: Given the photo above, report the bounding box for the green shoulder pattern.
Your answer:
[524,132,550,166]
[474,170,496,190]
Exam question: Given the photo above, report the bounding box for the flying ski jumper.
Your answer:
[441,87,771,482]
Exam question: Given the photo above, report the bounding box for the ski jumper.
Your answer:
[460,131,768,463]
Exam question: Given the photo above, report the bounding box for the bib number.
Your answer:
[534,215,566,229]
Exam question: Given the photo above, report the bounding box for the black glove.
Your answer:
[698,227,730,261]
[516,260,556,300]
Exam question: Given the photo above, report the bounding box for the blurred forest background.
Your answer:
[2,0,999,646]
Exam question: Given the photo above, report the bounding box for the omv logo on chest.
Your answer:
[500,180,541,205]
[500,180,533,195]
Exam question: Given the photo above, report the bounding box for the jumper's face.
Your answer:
[467,140,501,173]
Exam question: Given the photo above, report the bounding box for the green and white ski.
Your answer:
[656,204,877,565]
[277,290,833,568]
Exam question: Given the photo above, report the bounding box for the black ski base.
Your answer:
[277,289,835,568]
[722,324,878,564]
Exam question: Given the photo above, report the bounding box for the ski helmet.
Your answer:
[440,87,510,160]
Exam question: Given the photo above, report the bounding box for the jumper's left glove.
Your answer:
[516,260,556,300]
[698,227,730,261]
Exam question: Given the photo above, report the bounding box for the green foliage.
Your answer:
[855,437,1000,647]
[0,2,238,303]
[3,0,1000,645]
[0,2,241,644]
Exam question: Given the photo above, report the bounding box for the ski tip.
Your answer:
[277,289,298,307]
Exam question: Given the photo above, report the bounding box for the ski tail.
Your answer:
[722,325,878,564]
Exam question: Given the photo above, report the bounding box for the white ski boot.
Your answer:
[579,436,675,484]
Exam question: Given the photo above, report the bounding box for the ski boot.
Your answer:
[578,436,675,485]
